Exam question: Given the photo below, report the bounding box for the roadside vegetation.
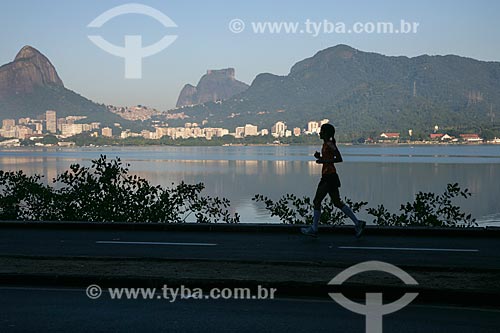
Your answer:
[0,155,239,223]
[253,183,477,227]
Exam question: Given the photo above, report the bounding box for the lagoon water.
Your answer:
[1,144,499,226]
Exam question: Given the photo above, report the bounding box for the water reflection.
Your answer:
[0,146,499,225]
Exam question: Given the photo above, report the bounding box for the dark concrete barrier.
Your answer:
[0,220,499,237]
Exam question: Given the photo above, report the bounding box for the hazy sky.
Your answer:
[1,0,499,110]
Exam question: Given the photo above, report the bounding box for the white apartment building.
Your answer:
[155,127,169,139]
[2,119,15,130]
[307,121,319,134]
[35,123,43,134]
[306,119,329,134]
[219,129,229,137]
[244,124,258,137]
[102,127,113,137]
[57,118,66,131]
[141,130,156,139]
[271,121,287,137]
[235,127,245,138]
[0,125,33,139]
[61,123,83,136]
[120,130,142,139]
[17,126,33,139]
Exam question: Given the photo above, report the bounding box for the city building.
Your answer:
[141,130,155,139]
[90,122,101,130]
[102,127,113,137]
[244,124,258,137]
[57,118,67,131]
[61,123,83,136]
[35,123,43,134]
[45,110,57,133]
[307,121,319,134]
[235,126,245,138]
[271,121,286,137]
[306,119,329,134]
[2,119,15,130]
[155,127,169,139]
[16,126,33,139]
[217,128,229,137]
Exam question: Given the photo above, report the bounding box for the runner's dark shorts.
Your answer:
[313,173,343,210]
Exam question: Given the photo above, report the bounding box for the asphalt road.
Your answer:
[0,227,498,269]
[0,286,499,333]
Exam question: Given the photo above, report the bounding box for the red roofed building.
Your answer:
[430,133,444,140]
[460,134,483,142]
[380,132,400,139]
[379,132,400,143]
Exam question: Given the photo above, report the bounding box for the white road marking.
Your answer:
[96,241,217,246]
[338,246,479,252]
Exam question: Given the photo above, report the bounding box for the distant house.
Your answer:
[429,133,444,140]
[459,134,483,142]
[380,132,400,139]
[379,132,400,143]
[430,133,454,141]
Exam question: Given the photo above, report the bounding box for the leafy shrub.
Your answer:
[0,171,57,220]
[0,155,239,223]
[254,183,476,228]
[252,193,367,225]
[367,183,477,227]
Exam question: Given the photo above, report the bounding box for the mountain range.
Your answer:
[1,45,499,138]
[0,46,135,128]
[169,45,500,137]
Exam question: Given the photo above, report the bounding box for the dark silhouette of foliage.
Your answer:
[0,155,239,223]
[252,193,367,225]
[367,183,477,227]
[0,170,57,220]
[254,183,476,228]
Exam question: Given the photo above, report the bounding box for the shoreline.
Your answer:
[1,141,500,149]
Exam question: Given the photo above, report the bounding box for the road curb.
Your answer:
[1,221,500,237]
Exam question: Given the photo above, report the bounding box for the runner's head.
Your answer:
[319,123,335,141]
